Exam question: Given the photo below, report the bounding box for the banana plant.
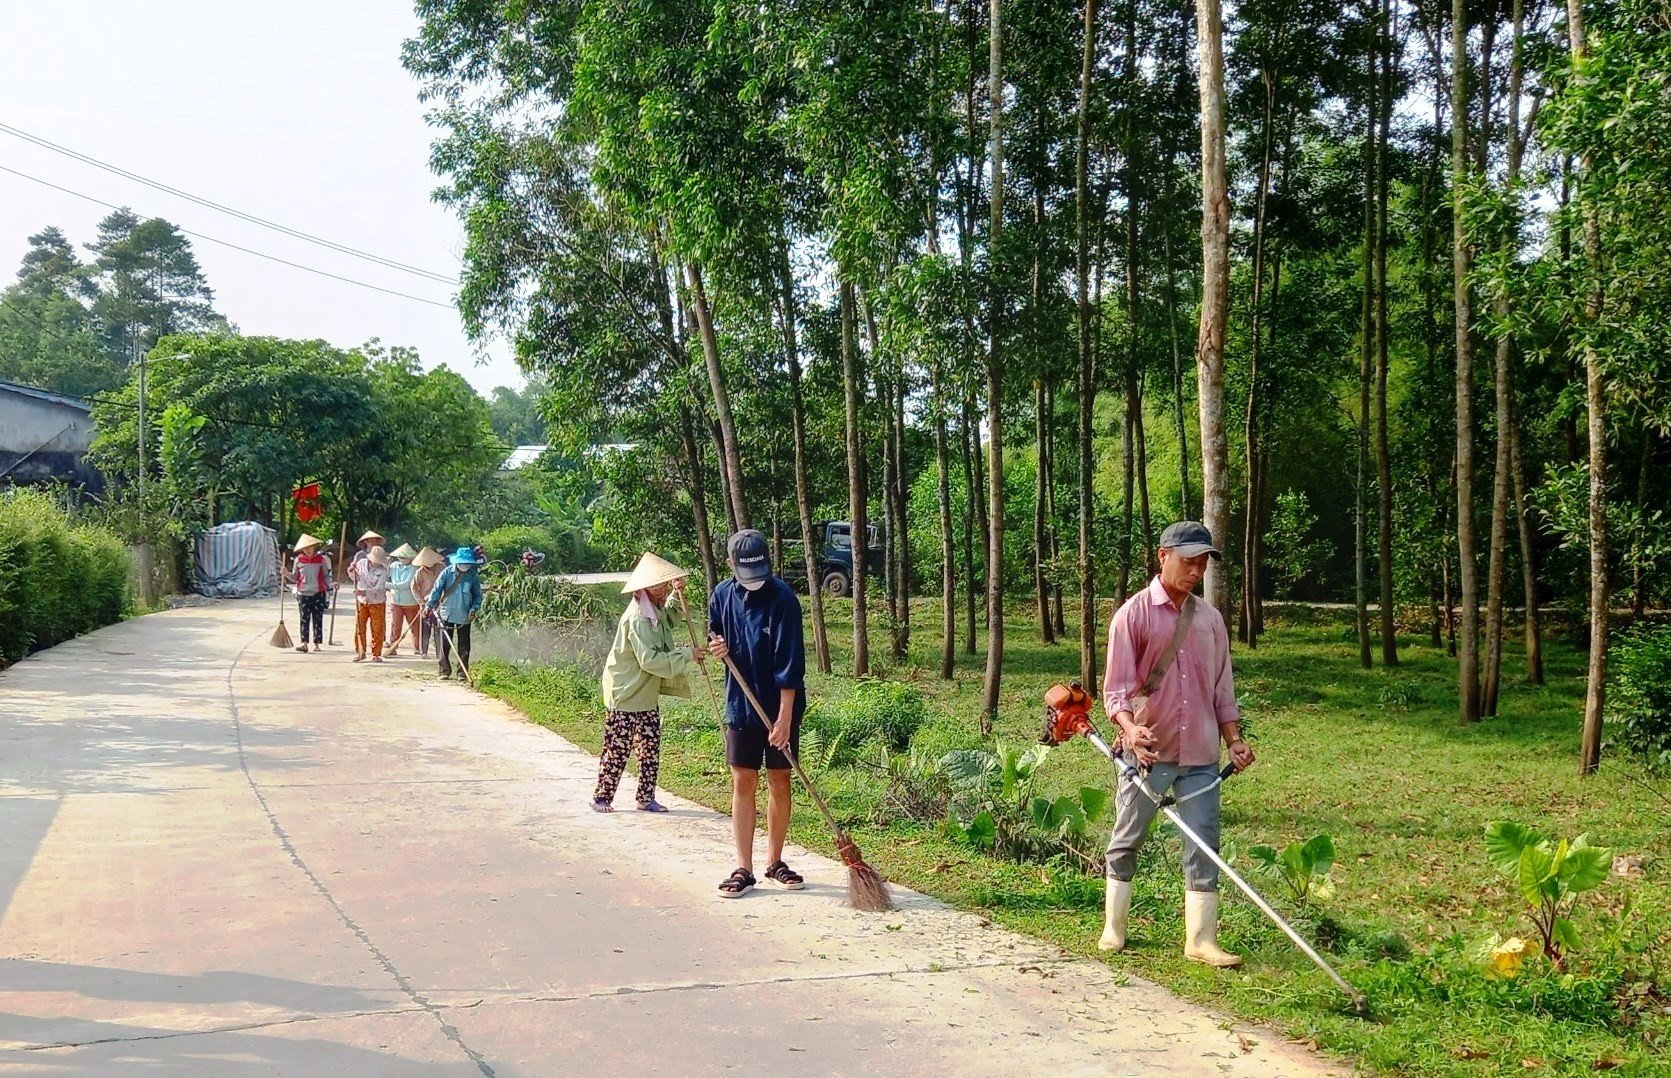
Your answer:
[1484,821,1612,966]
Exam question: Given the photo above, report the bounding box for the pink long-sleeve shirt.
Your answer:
[1102,576,1240,767]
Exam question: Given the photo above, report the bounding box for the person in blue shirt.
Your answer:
[707,529,806,898]
[424,546,484,680]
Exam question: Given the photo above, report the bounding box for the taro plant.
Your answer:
[1027,786,1112,873]
[939,742,1051,861]
[1248,833,1337,905]
[1483,821,1612,967]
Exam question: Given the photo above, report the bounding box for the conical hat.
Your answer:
[358,529,385,543]
[621,552,687,593]
[389,543,417,559]
[413,546,445,569]
[293,533,323,552]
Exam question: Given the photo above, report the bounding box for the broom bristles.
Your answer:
[269,620,293,648]
[847,861,893,912]
[835,834,892,911]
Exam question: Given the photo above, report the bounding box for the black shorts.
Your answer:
[725,718,801,771]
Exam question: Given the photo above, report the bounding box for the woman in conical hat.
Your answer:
[411,547,446,657]
[291,534,333,653]
[594,552,706,814]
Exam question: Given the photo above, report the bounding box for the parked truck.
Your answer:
[781,520,884,597]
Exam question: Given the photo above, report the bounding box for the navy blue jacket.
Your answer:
[708,576,806,730]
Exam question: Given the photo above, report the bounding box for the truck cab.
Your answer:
[783,520,883,597]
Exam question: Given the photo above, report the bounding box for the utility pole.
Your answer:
[134,329,146,498]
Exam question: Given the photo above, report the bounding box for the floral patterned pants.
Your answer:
[594,708,662,806]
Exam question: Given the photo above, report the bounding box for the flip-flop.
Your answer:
[637,800,669,813]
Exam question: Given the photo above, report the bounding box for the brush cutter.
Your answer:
[1041,682,1368,1016]
[673,589,892,913]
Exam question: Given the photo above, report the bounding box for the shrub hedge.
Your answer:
[0,488,130,661]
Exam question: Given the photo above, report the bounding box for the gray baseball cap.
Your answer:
[727,529,772,583]
[1158,520,1221,559]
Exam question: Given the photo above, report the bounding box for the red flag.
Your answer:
[292,482,324,523]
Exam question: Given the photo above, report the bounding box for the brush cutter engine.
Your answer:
[1041,681,1099,748]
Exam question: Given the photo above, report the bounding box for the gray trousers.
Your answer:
[1105,759,1222,891]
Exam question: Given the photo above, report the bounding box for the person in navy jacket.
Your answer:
[707,529,807,898]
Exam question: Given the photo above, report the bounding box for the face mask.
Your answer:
[741,579,766,592]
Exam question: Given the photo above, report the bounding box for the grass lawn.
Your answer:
[471,595,1669,1077]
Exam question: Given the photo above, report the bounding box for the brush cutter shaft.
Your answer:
[1085,731,1365,1006]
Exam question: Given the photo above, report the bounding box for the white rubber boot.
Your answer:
[1097,877,1133,952]
[1183,889,1242,968]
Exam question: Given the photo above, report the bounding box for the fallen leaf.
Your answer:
[1522,1059,1545,1069]
[1592,1059,1625,1071]
[1451,1048,1490,1060]
[1237,1034,1256,1054]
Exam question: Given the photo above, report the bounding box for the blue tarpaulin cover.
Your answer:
[193,521,280,598]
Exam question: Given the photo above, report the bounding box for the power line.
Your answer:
[0,121,459,286]
[0,164,457,310]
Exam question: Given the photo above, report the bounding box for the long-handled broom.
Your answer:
[268,544,294,649]
[675,589,892,912]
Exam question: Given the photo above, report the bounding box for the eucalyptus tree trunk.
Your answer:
[1452,0,1481,725]
[677,405,719,594]
[840,279,870,677]
[894,369,910,659]
[685,262,749,533]
[1510,421,1543,683]
[961,391,979,653]
[777,247,832,673]
[1244,62,1277,649]
[1074,0,1100,685]
[1568,0,1608,775]
[1033,184,1053,646]
[936,364,957,679]
[980,0,1007,734]
[1357,16,1375,671]
[1195,0,1232,615]
[1376,0,1398,667]
[1165,221,1190,521]
[1483,0,1525,716]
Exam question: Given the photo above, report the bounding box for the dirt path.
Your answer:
[0,600,1335,1076]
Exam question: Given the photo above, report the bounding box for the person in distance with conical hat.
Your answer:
[291,534,332,654]
[385,544,421,657]
[411,547,446,658]
[594,552,707,814]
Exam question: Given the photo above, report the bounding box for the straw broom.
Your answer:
[269,542,294,649]
[675,589,892,912]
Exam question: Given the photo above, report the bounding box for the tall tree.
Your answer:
[1195,0,1233,614]
[980,0,1006,734]
[1452,0,1481,724]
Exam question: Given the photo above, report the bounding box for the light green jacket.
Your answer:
[599,600,696,712]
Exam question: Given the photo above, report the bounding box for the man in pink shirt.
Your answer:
[1099,521,1256,968]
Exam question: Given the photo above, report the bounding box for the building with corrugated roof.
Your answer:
[0,379,102,490]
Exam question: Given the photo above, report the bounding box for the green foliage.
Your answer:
[1484,822,1613,966]
[477,570,608,629]
[0,488,130,660]
[938,741,1107,868]
[1607,625,1671,772]
[1248,833,1338,905]
[1263,490,1329,597]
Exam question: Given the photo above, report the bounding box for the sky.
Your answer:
[0,0,524,396]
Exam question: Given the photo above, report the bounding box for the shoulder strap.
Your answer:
[1137,595,1196,699]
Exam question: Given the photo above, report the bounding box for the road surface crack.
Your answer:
[227,637,498,1077]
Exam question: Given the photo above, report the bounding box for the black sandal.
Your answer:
[762,861,805,890]
[718,867,756,898]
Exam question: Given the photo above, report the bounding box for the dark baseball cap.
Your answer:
[1158,520,1221,559]
[727,529,772,583]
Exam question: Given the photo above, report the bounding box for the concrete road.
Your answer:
[0,600,1333,1076]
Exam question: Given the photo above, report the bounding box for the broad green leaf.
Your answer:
[1485,821,1544,878]
[1518,845,1557,906]
[1559,846,1612,893]
[1248,845,1280,867]
[1553,916,1582,953]
[967,810,996,850]
[1078,786,1110,822]
[1301,833,1336,876]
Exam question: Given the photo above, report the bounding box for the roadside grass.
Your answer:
[471,597,1669,1077]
